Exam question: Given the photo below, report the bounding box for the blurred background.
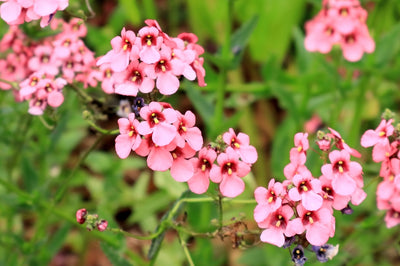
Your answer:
[1,0,400,265]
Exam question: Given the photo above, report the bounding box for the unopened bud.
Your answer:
[76,208,87,224]
[97,219,108,232]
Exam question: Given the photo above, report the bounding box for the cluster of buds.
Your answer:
[96,19,206,96]
[76,208,108,232]
[0,0,68,27]
[0,18,100,115]
[361,114,400,228]
[253,128,365,262]
[114,98,258,198]
[304,0,375,62]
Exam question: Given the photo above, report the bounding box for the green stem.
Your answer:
[69,83,93,102]
[177,231,195,266]
[108,228,163,241]
[218,194,223,229]
[86,119,120,135]
[38,115,55,130]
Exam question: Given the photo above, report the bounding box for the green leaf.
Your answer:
[100,242,132,266]
[147,191,190,260]
[120,0,141,25]
[374,22,400,67]
[21,156,39,192]
[229,15,259,69]
[39,223,71,262]
[185,83,215,128]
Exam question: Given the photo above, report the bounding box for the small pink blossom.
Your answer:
[254,179,284,223]
[137,102,177,146]
[210,147,251,198]
[135,134,176,172]
[115,113,142,159]
[222,128,258,164]
[321,149,362,196]
[170,144,196,182]
[288,173,323,211]
[187,147,217,194]
[174,110,203,151]
[257,205,296,247]
[294,204,335,246]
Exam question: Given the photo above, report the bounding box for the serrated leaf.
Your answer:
[100,242,132,266]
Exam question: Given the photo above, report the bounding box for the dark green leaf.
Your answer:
[229,15,259,69]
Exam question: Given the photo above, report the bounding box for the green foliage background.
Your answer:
[1,0,400,265]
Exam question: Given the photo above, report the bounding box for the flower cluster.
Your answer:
[99,20,256,198]
[361,118,400,228]
[96,19,206,96]
[0,0,68,27]
[115,102,257,198]
[0,18,99,115]
[254,129,365,262]
[76,208,108,232]
[304,0,375,62]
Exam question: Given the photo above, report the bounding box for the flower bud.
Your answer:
[97,219,108,232]
[76,208,87,224]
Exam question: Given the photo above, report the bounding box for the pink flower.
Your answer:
[187,147,217,194]
[294,204,335,246]
[114,60,154,96]
[340,24,375,62]
[138,25,163,64]
[257,205,296,247]
[289,133,309,165]
[170,144,196,182]
[137,102,177,146]
[254,179,284,223]
[135,134,175,171]
[319,175,350,211]
[321,149,362,196]
[145,45,184,95]
[304,12,340,53]
[210,147,251,198]
[174,110,203,151]
[115,113,142,159]
[327,127,361,157]
[288,173,323,211]
[283,163,311,181]
[384,207,400,228]
[361,119,394,159]
[28,44,61,76]
[97,28,138,72]
[222,128,258,164]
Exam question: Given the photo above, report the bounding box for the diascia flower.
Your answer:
[304,0,375,62]
[137,101,177,147]
[187,147,217,194]
[210,147,251,198]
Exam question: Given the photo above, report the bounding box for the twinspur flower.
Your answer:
[304,0,375,62]
[255,129,365,256]
[362,116,400,228]
[96,20,207,97]
[0,0,68,27]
